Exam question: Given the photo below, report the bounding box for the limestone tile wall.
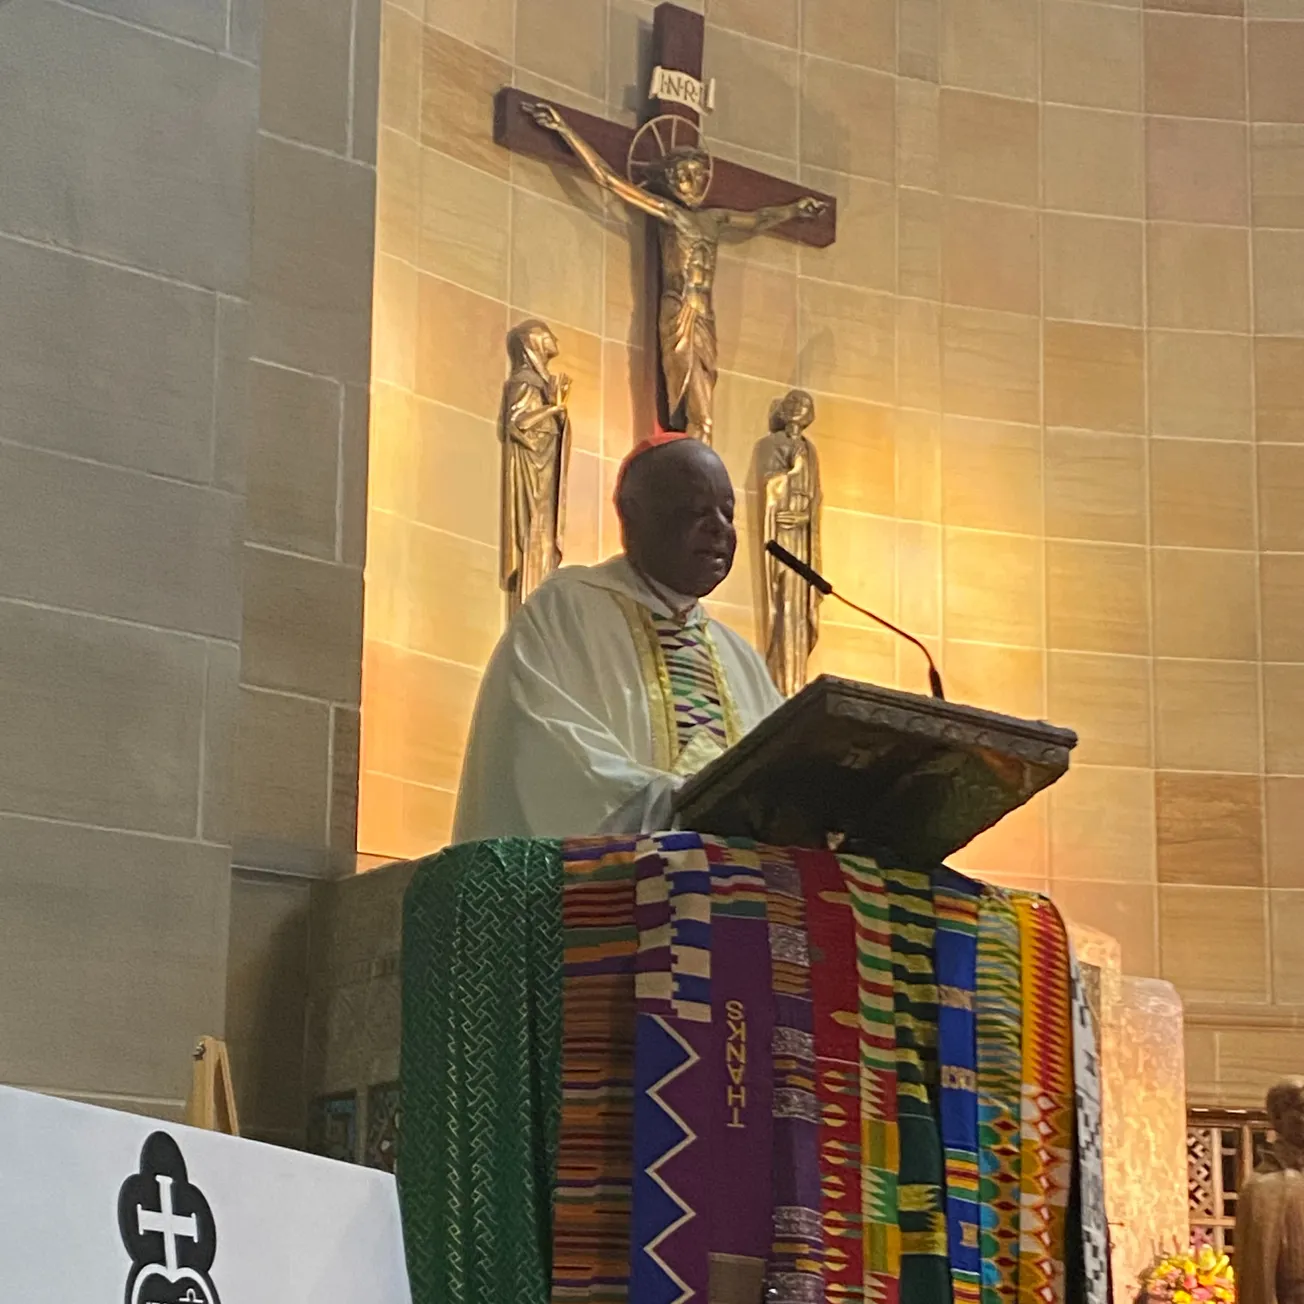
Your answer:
[0,0,254,1116]
[234,0,379,882]
[223,0,380,1143]
[365,0,1304,1104]
[0,0,376,1138]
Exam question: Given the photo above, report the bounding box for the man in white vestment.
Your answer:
[453,433,784,841]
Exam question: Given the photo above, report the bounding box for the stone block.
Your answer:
[0,443,241,641]
[0,239,217,481]
[0,0,255,291]
[0,817,229,1100]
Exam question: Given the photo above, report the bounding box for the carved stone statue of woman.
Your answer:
[500,319,572,614]
[757,389,822,698]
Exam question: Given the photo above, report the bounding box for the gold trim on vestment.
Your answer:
[702,623,743,746]
[614,593,677,771]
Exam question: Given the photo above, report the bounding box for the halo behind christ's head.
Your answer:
[627,114,715,194]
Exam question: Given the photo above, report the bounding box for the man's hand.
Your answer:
[795,196,827,219]
[523,101,565,133]
[551,373,572,405]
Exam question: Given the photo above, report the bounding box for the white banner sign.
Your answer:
[648,65,716,113]
[0,1085,411,1303]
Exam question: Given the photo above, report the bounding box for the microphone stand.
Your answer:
[765,540,946,701]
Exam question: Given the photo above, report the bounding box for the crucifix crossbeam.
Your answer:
[493,88,837,250]
[493,3,839,443]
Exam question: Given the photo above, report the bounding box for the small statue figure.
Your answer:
[522,101,826,445]
[1234,1076,1304,1304]
[758,389,822,698]
[500,319,572,614]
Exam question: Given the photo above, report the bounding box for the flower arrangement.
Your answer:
[1142,1245,1236,1304]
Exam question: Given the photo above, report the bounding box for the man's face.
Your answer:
[623,442,737,598]
[667,154,710,209]
[1273,1082,1304,1146]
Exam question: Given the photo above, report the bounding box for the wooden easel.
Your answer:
[184,1036,240,1136]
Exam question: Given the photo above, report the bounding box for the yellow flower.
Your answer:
[1174,1289,1192,1302]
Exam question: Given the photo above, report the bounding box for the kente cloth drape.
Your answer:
[399,838,1095,1304]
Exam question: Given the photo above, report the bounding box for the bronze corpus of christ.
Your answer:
[522,101,827,446]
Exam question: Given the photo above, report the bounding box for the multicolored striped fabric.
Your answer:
[804,850,866,1304]
[934,870,982,1304]
[399,839,1090,1304]
[553,837,640,1304]
[843,856,901,1304]
[651,617,730,752]
[704,839,775,1302]
[629,833,775,1304]
[763,846,825,1304]
[1011,895,1075,1304]
[630,832,712,1304]
[884,868,951,1304]
[975,888,1024,1304]
[1068,953,1109,1304]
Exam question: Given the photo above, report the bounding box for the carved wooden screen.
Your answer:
[1187,1108,1271,1255]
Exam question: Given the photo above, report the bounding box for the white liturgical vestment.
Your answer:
[452,556,783,842]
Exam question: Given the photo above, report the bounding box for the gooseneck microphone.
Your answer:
[764,540,946,701]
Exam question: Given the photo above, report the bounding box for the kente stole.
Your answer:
[1011,895,1074,1304]
[613,596,741,771]
[843,855,901,1304]
[803,850,866,1304]
[975,888,1023,1304]
[885,869,951,1304]
[934,870,982,1304]
[763,846,825,1304]
[553,838,640,1304]
[651,615,731,752]
[629,833,774,1304]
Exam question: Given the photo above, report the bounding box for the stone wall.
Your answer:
[0,0,377,1140]
[0,0,254,1119]
[360,0,1304,1106]
[227,0,382,1143]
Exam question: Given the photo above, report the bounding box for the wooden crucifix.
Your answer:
[493,3,838,446]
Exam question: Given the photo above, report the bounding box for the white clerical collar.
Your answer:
[578,555,705,625]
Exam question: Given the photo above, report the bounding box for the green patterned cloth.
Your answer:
[886,867,952,1304]
[976,888,1023,1304]
[400,839,563,1304]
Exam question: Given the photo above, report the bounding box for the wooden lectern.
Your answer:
[674,675,1077,865]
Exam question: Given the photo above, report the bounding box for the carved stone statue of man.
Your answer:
[757,389,822,698]
[500,319,572,614]
[1234,1077,1304,1304]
